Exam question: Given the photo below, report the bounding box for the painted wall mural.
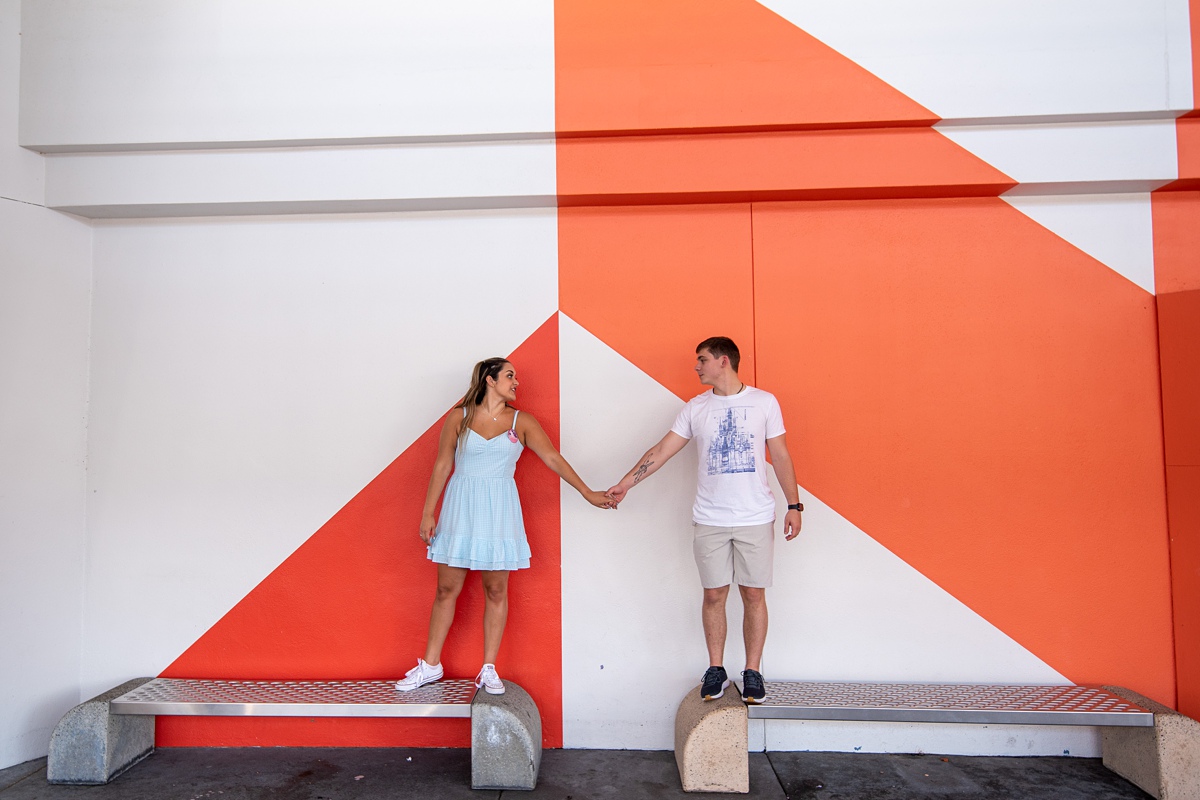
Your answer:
[21,0,1192,755]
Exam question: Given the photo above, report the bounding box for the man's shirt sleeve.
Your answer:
[670,401,694,440]
[766,394,786,439]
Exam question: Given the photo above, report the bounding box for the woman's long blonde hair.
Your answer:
[455,357,510,446]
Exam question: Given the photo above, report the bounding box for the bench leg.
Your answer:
[471,680,542,790]
[674,685,749,793]
[1101,685,1200,800]
[47,678,155,785]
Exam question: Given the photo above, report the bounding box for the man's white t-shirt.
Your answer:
[670,386,787,527]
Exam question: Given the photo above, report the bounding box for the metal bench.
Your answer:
[110,677,478,719]
[674,681,1198,798]
[48,677,541,790]
[746,682,1153,726]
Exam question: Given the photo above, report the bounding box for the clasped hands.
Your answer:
[591,484,625,510]
[582,484,627,510]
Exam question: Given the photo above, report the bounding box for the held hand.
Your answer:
[584,489,615,509]
[606,484,628,505]
[420,513,437,545]
[782,509,802,541]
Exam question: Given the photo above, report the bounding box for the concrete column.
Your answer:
[674,685,749,793]
[47,679,155,785]
[1102,685,1200,800]
[471,681,542,790]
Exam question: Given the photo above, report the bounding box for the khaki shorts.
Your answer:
[692,522,774,589]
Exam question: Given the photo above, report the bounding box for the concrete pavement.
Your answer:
[1,747,1151,799]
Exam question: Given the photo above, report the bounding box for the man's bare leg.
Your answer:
[740,585,768,672]
[702,585,730,666]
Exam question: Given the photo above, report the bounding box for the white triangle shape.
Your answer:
[754,0,1193,120]
[936,118,1177,195]
[558,314,1086,755]
[1003,193,1155,293]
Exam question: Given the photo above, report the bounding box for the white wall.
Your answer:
[22,1,560,216]
[0,200,92,769]
[42,138,558,218]
[18,0,556,150]
[0,0,93,770]
[758,0,1193,121]
[1,0,42,202]
[81,209,557,698]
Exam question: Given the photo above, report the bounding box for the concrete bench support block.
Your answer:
[674,685,749,793]
[47,678,155,785]
[1102,685,1200,800]
[471,681,542,790]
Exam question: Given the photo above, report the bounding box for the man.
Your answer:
[607,337,802,704]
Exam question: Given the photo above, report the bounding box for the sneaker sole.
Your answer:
[395,675,443,692]
[742,695,765,704]
[481,685,505,695]
[702,679,731,701]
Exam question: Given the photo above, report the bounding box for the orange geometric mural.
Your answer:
[557,0,1177,708]
[159,316,565,747]
[555,0,1014,206]
[1152,190,1200,717]
[557,128,1015,206]
[753,198,1171,702]
[155,0,1187,752]
[554,0,936,134]
[559,204,756,397]
[1149,0,1200,719]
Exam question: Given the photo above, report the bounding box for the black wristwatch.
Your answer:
[787,503,804,512]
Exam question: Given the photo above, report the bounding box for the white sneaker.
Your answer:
[475,663,505,695]
[395,658,443,691]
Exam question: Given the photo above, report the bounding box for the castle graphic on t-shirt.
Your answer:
[706,407,756,475]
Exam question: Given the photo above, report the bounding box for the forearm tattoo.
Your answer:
[632,459,653,484]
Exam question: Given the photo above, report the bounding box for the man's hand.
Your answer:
[782,509,802,541]
[606,484,628,506]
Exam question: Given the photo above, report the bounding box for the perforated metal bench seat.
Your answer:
[674,681,1171,795]
[747,681,1155,727]
[109,677,476,718]
[49,677,543,790]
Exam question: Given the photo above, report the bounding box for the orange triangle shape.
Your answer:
[159,315,564,748]
[555,0,936,134]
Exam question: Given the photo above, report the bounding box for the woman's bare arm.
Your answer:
[420,412,461,543]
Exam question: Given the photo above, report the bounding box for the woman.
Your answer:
[396,357,611,695]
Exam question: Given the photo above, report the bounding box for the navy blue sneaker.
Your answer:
[741,669,766,704]
[701,666,729,700]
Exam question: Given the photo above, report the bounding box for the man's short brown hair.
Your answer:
[696,336,740,372]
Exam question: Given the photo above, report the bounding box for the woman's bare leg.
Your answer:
[423,564,468,665]
[480,570,510,664]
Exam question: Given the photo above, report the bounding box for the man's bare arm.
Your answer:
[766,433,803,541]
[607,431,689,504]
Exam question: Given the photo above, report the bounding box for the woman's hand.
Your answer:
[420,512,437,544]
[584,490,615,509]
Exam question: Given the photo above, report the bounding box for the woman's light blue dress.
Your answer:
[427,410,531,571]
